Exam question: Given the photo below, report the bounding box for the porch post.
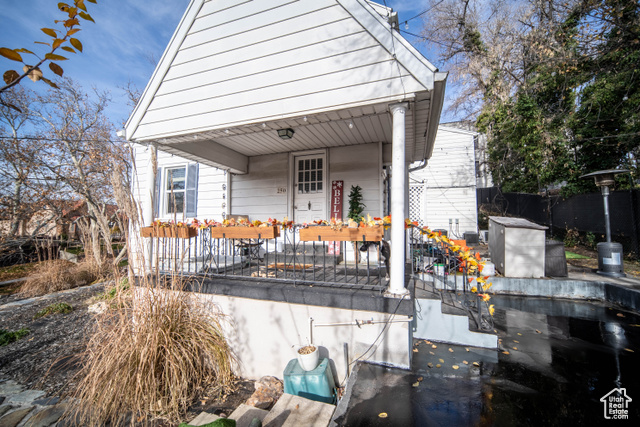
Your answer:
[143,142,158,271]
[387,102,409,296]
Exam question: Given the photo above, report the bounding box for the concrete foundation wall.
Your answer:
[192,292,411,382]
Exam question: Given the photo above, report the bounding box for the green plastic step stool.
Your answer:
[283,358,336,404]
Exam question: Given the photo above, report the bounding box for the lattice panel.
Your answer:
[409,185,424,227]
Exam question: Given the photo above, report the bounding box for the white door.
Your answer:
[294,154,326,223]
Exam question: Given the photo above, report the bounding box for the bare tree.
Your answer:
[32,78,127,263]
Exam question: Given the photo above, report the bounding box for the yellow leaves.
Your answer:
[45,53,69,61]
[52,38,65,49]
[448,348,454,353]
[480,293,491,302]
[452,365,460,370]
[489,305,495,316]
[0,47,23,62]
[70,38,83,52]
[471,286,478,293]
[41,27,58,38]
[79,11,95,23]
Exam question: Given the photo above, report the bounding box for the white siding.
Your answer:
[131,145,227,222]
[230,153,290,219]
[226,144,382,222]
[329,143,381,218]
[410,127,478,235]
[131,0,427,140]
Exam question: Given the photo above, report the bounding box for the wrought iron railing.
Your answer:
[408,224,494,331]
[146,225,389,291]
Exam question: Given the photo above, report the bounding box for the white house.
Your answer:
[409,125,479,237]
[124,0,447,381]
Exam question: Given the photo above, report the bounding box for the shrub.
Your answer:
[20,258,109,297]
[68,277,236,426]
[33,302,73,319]
[0,328,30,346]
[563,228,580,248]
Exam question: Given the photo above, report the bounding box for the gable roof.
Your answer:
[124,0,445,146]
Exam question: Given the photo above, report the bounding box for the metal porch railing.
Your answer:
[409,224,494,331]
[146,225,390,291]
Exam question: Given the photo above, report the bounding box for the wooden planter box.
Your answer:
[299,225,383,242]
[209,226,280,239]
[140,226,198,239]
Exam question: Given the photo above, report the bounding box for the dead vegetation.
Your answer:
[66,275,237,426]
[19,258,109,297]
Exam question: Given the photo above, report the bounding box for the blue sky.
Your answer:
[1,0,454,132]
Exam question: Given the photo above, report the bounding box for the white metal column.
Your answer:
[387,103,409,296]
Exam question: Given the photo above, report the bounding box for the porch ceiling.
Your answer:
[152,91,434,173]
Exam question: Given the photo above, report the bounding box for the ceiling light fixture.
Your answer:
[277,128,295,139]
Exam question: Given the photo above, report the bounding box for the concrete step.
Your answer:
[228,404,269,427]
[414,297,498,349]
[262,393,335,427]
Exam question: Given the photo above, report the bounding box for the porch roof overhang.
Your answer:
[131,77,445,175]
[122,0,447,174]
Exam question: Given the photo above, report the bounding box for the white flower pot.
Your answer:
[297,345,319,371]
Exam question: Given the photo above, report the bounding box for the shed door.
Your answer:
[294,154,326,223]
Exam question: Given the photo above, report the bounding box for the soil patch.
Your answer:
[0,283,255,424]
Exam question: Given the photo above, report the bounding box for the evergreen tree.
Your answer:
[347,185,365,222]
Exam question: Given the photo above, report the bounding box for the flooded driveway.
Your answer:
[335,296,640,426]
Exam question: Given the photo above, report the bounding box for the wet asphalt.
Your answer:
[336,296,640,426]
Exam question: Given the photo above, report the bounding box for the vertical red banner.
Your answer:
[328,180,344,255]
[331,180,344,220]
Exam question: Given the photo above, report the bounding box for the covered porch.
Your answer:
[123,0,449,379]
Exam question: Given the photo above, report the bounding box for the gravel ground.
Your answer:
[0,283,105,395]
[0,281,255,423]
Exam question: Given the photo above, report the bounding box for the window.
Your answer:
[159,164,198,217]
[166,167,186,214]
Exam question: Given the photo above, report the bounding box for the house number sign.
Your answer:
[331,180,343,220]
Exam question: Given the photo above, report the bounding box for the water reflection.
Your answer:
[339,296,639,426]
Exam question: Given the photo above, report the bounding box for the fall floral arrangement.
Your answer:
[148,216,493,316]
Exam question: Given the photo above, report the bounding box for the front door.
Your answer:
[294,153,326,223]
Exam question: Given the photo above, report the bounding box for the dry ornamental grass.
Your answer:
[66,276,237,426]
[19,258,109,297]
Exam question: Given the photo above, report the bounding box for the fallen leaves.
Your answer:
[452,365,460,370]
[448,348,454,352]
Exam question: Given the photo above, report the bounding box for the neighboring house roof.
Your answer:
[124,0,446,173]
[437,125,478,137]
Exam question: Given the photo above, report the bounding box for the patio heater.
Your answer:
[581,169,628,277]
